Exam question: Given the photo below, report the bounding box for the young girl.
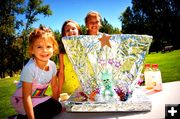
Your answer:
[58,19,82,96]
[85,11,102,35]
[11,26,62,119]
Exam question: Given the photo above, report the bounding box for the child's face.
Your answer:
[31,37,54,62]
[64,22,79,36]
[86,16,101,35]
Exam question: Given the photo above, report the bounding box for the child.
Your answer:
[61,19,82,36]
[11,26,62,119]
[85,11,102,35]
[58,19,82,96]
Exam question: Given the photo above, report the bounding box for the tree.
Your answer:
[100,18,121,34]
[120,7,134,33]
[120,0,180,52]
[0,0,24,78]
[100,18,113,34]
[80,25,87,35]
[0,0,53,78]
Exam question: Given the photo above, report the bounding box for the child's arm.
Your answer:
[51,75,59,100]
[22,81,34,119]
[58,53,65,95]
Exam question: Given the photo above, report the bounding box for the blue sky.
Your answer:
[32,0,132,31]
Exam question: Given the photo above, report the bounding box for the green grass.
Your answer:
[0,77,52,119]
[0,77,18,119]
[145,50,180,82]
[0,50,180,119]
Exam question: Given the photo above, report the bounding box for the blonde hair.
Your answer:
[85,11,102,25]
[28,26,59,57]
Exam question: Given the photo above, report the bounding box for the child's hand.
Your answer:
[13,80,19,86]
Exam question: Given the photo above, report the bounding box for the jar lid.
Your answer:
[145,63,151,67]
[152,64,158,68]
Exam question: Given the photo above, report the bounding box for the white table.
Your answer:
[53,81,180,119]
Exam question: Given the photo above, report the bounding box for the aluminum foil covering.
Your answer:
[65,87,152,112]
[62,34,152,103]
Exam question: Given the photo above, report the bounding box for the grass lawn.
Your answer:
[0,77,18,119]
[0,50,180,119]
[145,50,180,82]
